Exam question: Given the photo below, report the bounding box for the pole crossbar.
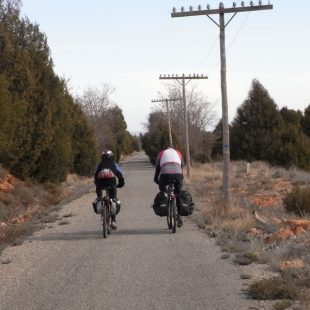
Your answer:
[159,75,208,80]
[171,5,273,18]
[151,98,182,103]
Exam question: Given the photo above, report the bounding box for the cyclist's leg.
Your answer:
[108,186,117,218]
[107,183,118,228]
[96,185,103,199]
[158,175,168,192]
[108,186,116,200]
[93,184,103,213]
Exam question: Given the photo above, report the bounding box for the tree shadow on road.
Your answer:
[113,228,171,236]
[28,230,106,241]
[28,228,170,242]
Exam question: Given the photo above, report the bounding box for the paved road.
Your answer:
[0,153,253,310]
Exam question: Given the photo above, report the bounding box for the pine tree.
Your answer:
[230,79,284,162]
[272,107,310,169]
[0,1,97,182]
[141,111,182,165]
[301,104,310,137]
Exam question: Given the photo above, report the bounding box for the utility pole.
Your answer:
[171,1,273,209]
[159,73,208,178]
[151,97,182,146]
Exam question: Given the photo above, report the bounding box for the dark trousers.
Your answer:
[95,179,118,221]
[158,174,183,216]
[95,178,117,200]
[96,186,117,200]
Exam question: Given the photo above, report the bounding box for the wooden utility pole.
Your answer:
[159,73,208,178]
[151,97,182,146]
[171,1,273,209]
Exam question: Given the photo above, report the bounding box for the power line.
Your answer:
[194,35,218,71]
[227,12,250,50]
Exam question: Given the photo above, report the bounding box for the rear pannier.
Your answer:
[153,191,168,217]
[178,190,194,216]
[92,200,103,214]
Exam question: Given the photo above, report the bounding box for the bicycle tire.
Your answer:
[171,199,177,233]
[102,202,107,238]
[167,206,172,230]
[107,201,112,234]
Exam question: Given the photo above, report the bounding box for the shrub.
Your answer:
[273,299,292,310]
[247,277,298,300]
[283,186,310,216]
[234,252,259,265]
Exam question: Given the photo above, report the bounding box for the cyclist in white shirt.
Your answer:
[154,145,184,227]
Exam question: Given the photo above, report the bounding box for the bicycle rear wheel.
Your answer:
[171,199,177,233]
[101,202,108,238]
[167,205,172,230]
[107,208,111,235]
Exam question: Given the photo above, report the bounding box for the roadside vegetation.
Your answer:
[188,161,310,309]
[0,164,93,254]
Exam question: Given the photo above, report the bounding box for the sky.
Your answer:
[20,0,310,134]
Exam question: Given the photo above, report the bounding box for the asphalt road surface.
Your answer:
[0,153,254,310]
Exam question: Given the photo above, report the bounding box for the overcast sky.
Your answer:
[21,0,310,134]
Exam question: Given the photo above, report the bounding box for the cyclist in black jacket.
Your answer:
[94,150,125,229]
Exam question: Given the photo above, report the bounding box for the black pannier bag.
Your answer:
[153,191,168,217]
[178,190,194,216]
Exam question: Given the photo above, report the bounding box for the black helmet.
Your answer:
[101,150,113,160]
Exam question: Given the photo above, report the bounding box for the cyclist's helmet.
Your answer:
[101,150,113,160]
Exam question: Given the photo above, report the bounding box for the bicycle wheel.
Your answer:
[107,203,111,235]
[171,199,177,233]
[101,202,108,238]
[167,201,172,230]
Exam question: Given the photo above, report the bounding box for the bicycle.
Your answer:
[166,180,177,233]
[97,187,113,238]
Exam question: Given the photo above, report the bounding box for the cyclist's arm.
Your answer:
[114,162,123,180]
[94,164,101,179]
[154,158,161,183]
[114,163,125,188]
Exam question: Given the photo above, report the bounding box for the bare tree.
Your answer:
[155,83,217,161]
[76,84,116,150]
[76,84,115,127]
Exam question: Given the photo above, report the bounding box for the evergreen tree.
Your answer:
[0,0,97,182]
[301,104,310,137]
[211,119,223,160]
[230,79,284,162]
[141,111,182,165]
[0,75,14,161]
[272,107,310,169]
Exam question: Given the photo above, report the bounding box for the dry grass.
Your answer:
[273,299,293,309]
[189,160,310,306]
[247,277,298,300]
[0,168,91,253]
